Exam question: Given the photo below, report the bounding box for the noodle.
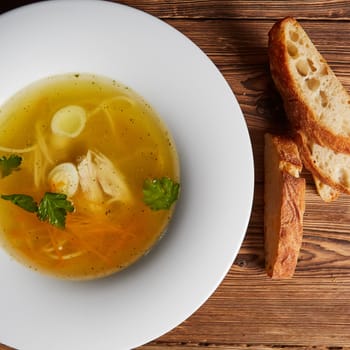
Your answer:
[0,144,37,153]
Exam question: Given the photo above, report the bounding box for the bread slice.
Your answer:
[264,133,306,278]
[313,175,339,202]
[268,17,350,154]
[296,130,350,195]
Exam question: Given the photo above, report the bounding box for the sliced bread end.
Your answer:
[264,133,306,278]
[269,17,350,154]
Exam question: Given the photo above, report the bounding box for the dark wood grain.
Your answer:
[1,1,350,350]
[118,0,350,20]
[2,0,350,20]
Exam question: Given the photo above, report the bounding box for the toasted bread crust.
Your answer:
[295,131,350,195]
[268,17,350,154]
[313,175,339,202]
[269,172,305,278]
[271,133,303,175]
[264,133,306,278]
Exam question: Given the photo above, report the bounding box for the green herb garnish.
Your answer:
[143,177,180,210]
[1,192,74,229]
[37,192,74,229]
[0,155,22,178]
[1,194,38,213]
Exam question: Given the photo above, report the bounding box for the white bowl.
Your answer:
[0,1,254,349]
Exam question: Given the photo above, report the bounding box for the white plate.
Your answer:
[0,1,254,349]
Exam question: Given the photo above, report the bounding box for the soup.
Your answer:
[0,73,180,280]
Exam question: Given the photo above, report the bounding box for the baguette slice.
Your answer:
[264,133,306,278]
[313,175,339,202]
[296,130,350,195]
[268,17,350,154]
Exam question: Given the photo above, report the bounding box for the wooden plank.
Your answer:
[0,345,14,350]
[163,19,350,64]
[148,267,350,346]
[116,0,350,20]
[2,1,350,20]
[2,343,348,350]
[142,345,350,350]
[148,347,349,350]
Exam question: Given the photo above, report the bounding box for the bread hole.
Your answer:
[320,65,328,76]
[296,59,309,76]
[319,90,328,107]
[299,39,304,45]
[287,41,298,58]
[289,30,299,42]
[306,78,320,91]
[307,58,317,72]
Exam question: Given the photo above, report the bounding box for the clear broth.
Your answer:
[0,73,179,280]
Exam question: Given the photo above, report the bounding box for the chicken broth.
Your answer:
[0,73,179,279]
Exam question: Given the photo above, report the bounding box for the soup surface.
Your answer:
[0,73,179,279]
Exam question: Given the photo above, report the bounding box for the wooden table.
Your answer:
[1,1,350,349]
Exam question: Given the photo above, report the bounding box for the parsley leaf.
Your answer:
[143,177,180,210]
[1,194,38,213]
[0,155,22,178]
[37,192,74,229]
[0,157,74,228]
[1,192,74,229]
